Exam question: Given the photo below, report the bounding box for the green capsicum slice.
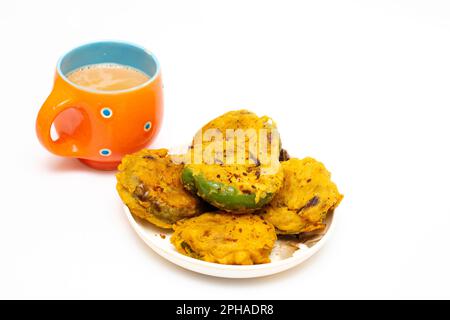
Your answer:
[181,163,284,213]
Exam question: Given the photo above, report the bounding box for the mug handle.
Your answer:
[36,90,87,157]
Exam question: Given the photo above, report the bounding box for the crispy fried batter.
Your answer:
[189,109,280,166]
[171,212,277,265]
[182,110,283,213]
[186,163,284,205]
[261,158,343,234]
[116,149,207,229]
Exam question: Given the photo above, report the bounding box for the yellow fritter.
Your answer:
[260,158,343,234]
[171,212,277,265]
[116,149,208,229]
[182,110,284,213]
[188,109,280,166]
[184,162,284,209]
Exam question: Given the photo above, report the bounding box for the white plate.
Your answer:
[124,205,336,278]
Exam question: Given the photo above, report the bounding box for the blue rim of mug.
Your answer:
[56,40,161,95]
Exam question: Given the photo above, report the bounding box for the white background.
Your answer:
[0,0,449,299]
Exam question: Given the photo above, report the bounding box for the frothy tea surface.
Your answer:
[67,63,150,91]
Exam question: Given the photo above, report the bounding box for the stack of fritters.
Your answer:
[116,110,343,265]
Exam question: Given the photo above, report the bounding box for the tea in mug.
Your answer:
[67,63,150,91]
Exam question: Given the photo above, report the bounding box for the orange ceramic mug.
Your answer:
[36,41,163,170]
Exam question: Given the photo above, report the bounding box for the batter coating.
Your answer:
[171,212,277,265]
[182,163,284,213]
[182,110,283,213]
[116,149,207,229]
[261,158,343,234]
[192,109,279,164]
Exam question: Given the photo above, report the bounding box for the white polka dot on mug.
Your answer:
[100,107,113,118]
[144,121,152,131]
[99,148,111,157]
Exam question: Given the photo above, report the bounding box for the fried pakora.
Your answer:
[260,158,343,234]
[116,149,208,229]
[181,110,284,213]
[171,212,277,265]
[182,163,283,213]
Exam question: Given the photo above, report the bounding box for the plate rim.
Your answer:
[123,204,336,276]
